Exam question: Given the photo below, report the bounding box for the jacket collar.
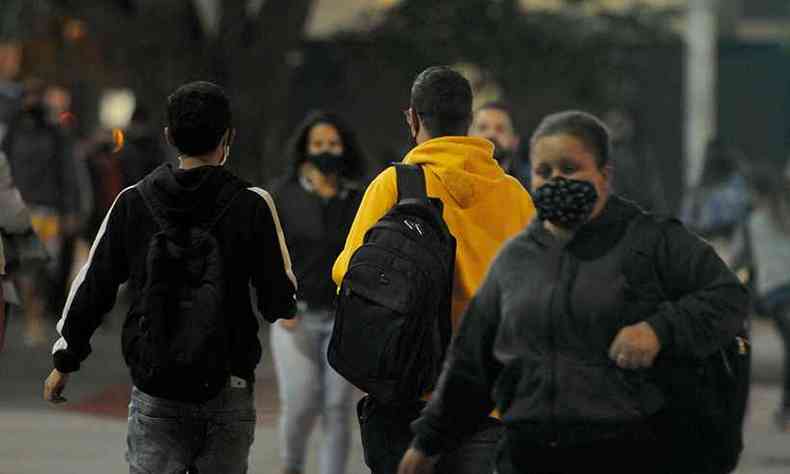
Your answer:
[528,196,642,258]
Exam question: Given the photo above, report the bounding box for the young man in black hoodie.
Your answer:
[43,81,297,473]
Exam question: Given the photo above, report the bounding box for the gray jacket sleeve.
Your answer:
[0,151,32,233]
[411,265,503,456]
[646,220,750,359]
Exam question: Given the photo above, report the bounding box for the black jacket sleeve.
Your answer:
[247,188,297,322]
[52,188,131,372]
[645,220,749,359]
[411,266,504,456]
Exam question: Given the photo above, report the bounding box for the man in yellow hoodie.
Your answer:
[332,66,535,474]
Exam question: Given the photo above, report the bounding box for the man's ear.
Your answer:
[410,108,420,138]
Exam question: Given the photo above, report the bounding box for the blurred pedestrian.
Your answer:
[332,66,535,474]
[44,84,93,313]
[681,139,754,285]
[1,79,82,345]
[0,148,47,352]
[604,106,667,213]
[118,104,170,186]
[79,128,124,241]
[269,110,366,474]
[398,111,749,474]
[0,235,5,353]
[0,41,23,144]
[469,101,529,187]
[43,81,298,473]
[746,165,790,432]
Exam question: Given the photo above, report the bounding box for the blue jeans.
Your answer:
[126,382,256,474]
[271,310,353,474]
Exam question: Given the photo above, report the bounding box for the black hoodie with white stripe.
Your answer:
[52,164,297,382]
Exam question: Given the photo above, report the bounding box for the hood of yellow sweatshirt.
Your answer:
[403,136,506,209]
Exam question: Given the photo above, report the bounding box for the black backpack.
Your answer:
[328,164,456,405]
[121,180,243,402]
[625,214,750,474]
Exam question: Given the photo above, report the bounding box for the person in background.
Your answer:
[333,66,535,474]
[604,106,667,214]
[398,110,748,474]
[269,110,366,474]
[79,128,124,241]
[0,148,46,353]
[0,232,6,352]
[44,84,93,313]
[746,164,790,432]
[0,41,23,144]
[118,105,170,187]
[1,79,82,345]
[681,139,754,286]
[469,101,529,187]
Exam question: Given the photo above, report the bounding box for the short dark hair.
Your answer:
[166,81,231,156]
[410,66,472,138]
[476,100,513,117]
[285,110,367,182]
[530,110,611,168]
[475,100,517,131]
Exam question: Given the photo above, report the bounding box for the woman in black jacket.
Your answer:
[398,111,749,474]
[270,111,366,474]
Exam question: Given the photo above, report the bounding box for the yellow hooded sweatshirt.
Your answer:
[332,136,535,330]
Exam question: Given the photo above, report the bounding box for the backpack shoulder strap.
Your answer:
[394,164,427,203]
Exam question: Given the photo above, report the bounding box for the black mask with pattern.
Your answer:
[533,177,598,227]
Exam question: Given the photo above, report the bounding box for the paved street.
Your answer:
[1,309,788,474]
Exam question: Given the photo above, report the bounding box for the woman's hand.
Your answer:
[397,447,439,474]
[608,322,661,370]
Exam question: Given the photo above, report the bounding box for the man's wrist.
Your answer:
[53,350,80,373]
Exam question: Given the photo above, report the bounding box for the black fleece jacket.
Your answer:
[270,177,362,311]
[411,196,749,454]
[52,164,297,381]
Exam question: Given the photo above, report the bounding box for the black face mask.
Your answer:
[533,176,598,228]
[307,152,344,176]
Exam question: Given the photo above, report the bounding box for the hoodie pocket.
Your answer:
[553,356,664,423]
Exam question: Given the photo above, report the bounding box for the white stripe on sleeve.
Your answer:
[52,185,137,355]
[247,187,298,291]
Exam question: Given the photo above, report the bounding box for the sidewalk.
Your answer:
[1,310,787,473]
[0,311,368,474]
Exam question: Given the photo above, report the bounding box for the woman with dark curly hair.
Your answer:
[270,110,367,474]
